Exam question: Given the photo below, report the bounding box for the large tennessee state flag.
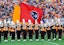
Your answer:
[20,2,43,24]
[13,2,43,24]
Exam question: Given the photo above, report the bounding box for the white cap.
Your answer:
[16,20,19,24]
[28,19,31,24]
[7,20,10,24]
[57,18,61,25]
[46,20,49,26]
[22,19,25,24]
[60,23,63,25]
[11,21,16,28]
[11,21,15,25]
[4,20,6,24]
[51,19,54,22]
[48,22,51,26]
[46,20,49,24]
[40,21,44,27]
[35,20,38,24]
[0,21,2,24]
[44,23,47,27]
[51,19,54,26]
[58,18,60,22]
[40,20,43,24]
[58,22,62,25]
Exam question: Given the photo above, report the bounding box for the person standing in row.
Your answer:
[0,26,1,42]
[0,19,3,42]
[40,21,46,41]
[28,19,33,41]
[52,24,57,41]
[46,24,51,41]
[34,20,39,41]
[3,20,8,42]
[58,24,63,40]
[22,19,27,41]
[10,21,16,42]
[16,20,21,41]
[7,18,11,37]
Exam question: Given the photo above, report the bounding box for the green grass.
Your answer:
[0,35,64,45]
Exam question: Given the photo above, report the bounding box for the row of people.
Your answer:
[0,19,64,42]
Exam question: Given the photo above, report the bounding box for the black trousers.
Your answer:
[28,30,33,39]
[52,29,57,39]
[11,32,15,40]
[23,30,27,39]
[3,31,8,40]
[17,30,21,39]
[41,31,45,39]
[0,31,1,42]
[35,30,39,39]
[47,30,51,39]
[1,32,3,36]
[58,29,62,39]
[10,31,12,36]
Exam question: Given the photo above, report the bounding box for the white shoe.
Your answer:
[17,39,21,41]
[23,39,26,41]
[4,40,8,42]
[36,39,39,41]
[48,39,51,41]
[15,36,17,37]
[53,38,56,41]
[59,39,62,41]
[41,39,44,41]
[29,39,32,41]
[11,40,15,42]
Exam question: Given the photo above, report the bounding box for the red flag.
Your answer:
[20,2,43,24]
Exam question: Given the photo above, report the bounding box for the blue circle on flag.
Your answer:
[30,10,38,20]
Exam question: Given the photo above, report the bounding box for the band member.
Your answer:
[52,24,57,41]
[8,26,11,37]
[7,19,11,36]
[58,24,63,40]
[40,21,46,41]
[57,18,62,40]
[0,19,3,42]
[16,20,21,41]
[22,19,27,41]
[47,24,51,41]
[34,20,39,41]
[0,27,1,42]
[10,21,16,42]
[27,19,33,41]
[63,25,64,33]
[3,20,8,42]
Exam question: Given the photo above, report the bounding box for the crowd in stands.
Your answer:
[0,0,64,21]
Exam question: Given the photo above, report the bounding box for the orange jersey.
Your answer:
[10,28,15,32]
[56,27,58,32]
[41,27,46,32]
[17,26,21,31]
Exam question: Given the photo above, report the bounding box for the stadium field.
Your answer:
[0,35,64,45]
